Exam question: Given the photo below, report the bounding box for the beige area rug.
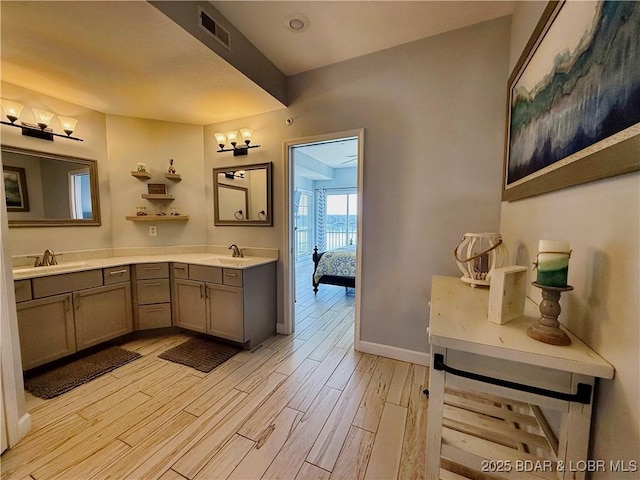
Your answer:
[24,346,142,399]
[158,337,241,373]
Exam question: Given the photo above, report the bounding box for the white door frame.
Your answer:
[281,128,364,349]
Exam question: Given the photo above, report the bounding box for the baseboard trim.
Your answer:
[357,340,430,366]
[15,413,31,446]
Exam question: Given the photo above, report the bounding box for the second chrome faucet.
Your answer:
[228,244,243,258]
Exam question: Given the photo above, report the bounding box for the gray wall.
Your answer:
[502,2,639,474]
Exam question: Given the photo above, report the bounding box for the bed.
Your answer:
[312,244,356,293]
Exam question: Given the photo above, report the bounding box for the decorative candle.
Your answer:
[536,240,571,287]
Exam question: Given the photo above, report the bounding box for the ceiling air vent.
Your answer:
[198,8,230,50]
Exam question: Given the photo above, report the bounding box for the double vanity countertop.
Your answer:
[13,250,278,281]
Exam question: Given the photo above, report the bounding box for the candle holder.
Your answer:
[527,282,573,346]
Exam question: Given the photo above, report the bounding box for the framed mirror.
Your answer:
[213,162,272,226]
[2,145,101,227]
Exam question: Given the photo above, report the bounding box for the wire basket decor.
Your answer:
[454,233,509,287]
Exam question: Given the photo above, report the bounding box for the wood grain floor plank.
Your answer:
[288,347,348,413]
[352,356,396,433]
[158,469,189,480]
[307,370,372,471]
[193,434,255,480]
[228,408,302,480]
[325,348,363,391]
[329,426,375,480]
[172,372,287,479]
[57,439,130,480]
[262,386,342,480]
[398,363,430,480]
[387,361,412,407]
[96,411,198,480]
[296,462,332,480]
[123,389,248,480]
[363,402,407,480]
[237,359,318,441]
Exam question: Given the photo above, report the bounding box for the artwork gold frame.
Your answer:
[3,165,30,212]
[147,183,167,195]
[503,1,640,201]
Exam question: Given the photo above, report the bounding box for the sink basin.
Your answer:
[211,257,254,267]
[13,261,89,275]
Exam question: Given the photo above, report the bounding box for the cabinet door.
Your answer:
[207,283,244,343]
[74,283,133,350]
[173,279,207,333]
[16,294,75,370]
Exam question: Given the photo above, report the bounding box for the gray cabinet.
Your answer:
[173,262,276,348]
[16,294,75,370]
[74,283,133,350]
[133,263,172,330]
[14,265,132,369]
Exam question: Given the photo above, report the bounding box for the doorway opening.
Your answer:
[283,129,364,342]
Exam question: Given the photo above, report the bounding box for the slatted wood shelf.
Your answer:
[125,215,189,222]
[141,194,175,201]
[130,171,151,179]
[165,173,181,181]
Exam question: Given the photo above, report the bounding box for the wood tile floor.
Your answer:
[1,260,430,480]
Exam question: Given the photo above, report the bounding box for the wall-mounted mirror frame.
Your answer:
[213,162,272,226]
[2,145,101,227]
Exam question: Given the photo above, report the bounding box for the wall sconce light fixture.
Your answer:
[0,99,83,142]
[215,128,259,156]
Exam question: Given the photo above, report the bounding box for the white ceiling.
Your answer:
[0,1,515,125]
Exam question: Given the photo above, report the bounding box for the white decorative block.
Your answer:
[488,265,528,324]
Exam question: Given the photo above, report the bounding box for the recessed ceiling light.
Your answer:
[283,13,309,33]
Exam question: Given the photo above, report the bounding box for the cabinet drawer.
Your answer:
[137,278,171,305]
[135,263,169,279]
[103,265,131,285]
[189,264,222,284]
[222,269,243,287]
[32,269,103,298]
[172,263,189,279]
[138,303,172,329]
[14,280,32,302]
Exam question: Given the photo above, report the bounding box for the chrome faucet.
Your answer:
[228,244,243,258]
[41,249,58,266]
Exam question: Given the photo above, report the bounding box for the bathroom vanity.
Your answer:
[13,252,277,370]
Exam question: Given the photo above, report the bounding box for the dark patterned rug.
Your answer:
[158,337,241,373]
[25,346,142,399]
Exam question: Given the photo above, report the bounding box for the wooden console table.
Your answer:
[426,276,614,480]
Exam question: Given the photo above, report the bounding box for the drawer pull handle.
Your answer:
[143,282,162,287]
[143,266,162,271]
[224,273,238,277]
[144,307,164,313]
[433,353,593,405]
[174,266,186,270]
[109,269,128,275]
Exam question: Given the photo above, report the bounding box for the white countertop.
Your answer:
[13,252,277,280]
[429,276,614,379]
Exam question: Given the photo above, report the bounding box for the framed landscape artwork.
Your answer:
[503,1,640,201]
[3,165,30,212]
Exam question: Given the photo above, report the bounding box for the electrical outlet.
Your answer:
[148,226,157,237]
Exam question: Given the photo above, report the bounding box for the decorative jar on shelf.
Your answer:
[454,232,509,287]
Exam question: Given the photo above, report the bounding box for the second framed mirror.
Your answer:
[213,162,272,226]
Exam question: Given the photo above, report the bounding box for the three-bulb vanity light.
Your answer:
[0,99,83,142]
[215,128,260,156]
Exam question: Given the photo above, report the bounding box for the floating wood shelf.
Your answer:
[131,171,152,179]
[126,215,189,222]
[165,173,182,181]
[141,194,175,201]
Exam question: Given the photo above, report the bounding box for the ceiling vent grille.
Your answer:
[198,8,230,50]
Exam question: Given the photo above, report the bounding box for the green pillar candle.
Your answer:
[536,240,570,287]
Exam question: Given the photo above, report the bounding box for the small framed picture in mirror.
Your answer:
[147,183,167,195]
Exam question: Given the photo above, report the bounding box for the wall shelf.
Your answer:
[165,173,182,181]
[126,215,189,222]
[131,171,151,179]
[141,194,175,201]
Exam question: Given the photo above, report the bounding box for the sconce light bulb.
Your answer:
[32,108,54,130]
[240,128,253,146]
[1,99,24,124]
[225,130,238,147]
[58,116,78,136]
[214,132,227,149]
